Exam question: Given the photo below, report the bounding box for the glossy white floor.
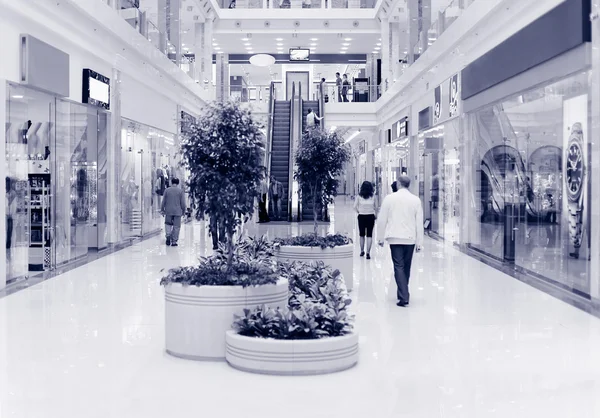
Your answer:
[1,197,600,418]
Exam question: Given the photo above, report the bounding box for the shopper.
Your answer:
[354,181,377,259]
[377,175,424,307]
[305,108,323,130]
[161,177,186,247]
[5,176,17,252]
[320,78,329,103]
[342,74,350,102]
[269,175,284,220]
[258,178,270,223]
[335,72,342,102]
[391,181,398,193]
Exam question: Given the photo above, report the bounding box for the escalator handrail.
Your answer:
[265,81,276,181]
[297,82,303,221]
[318,80,325,128]
[288,81,296,222]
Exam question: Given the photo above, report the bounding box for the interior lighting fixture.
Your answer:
[341,47,348,50]
[213,43,219,46]
[249,54,276,67]
[276,38,284,41]
[344,38,352,41]
[342,43,350,46]
[310,38,319,41]
[244,43,252,46]
[340,51,347,54]
[11,95,24,99]
[242,37,250,41]
[376,42,381,46]
[277,43,284,46]
[214,47,221,50]
[310,43,318,46]
[374,47,381,50]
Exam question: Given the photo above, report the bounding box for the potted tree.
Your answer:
[274,129,355,290]
[225,261,359,375]
[161,101,288,361]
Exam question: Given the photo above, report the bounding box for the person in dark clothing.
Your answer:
[161,178,186,246]
[391,181,398,193]
[335,72,342,102]
[342,74,350,102]
[210,216,226,250]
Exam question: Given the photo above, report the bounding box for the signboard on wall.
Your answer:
[358,140,366,154]
[449,73,459,118]
[418,107,431,131]
[392,117,409,141]
[433,85,442,124]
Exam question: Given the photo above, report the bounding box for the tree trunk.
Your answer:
[226,230,235,270]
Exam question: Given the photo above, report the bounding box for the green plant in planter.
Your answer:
[160,236,279,288]
[232,261,354,339]
[295,128,351,236]
[273,233,352,249]
[180,101,265,268]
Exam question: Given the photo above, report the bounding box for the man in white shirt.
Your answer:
[305,108,322,130]
[377,175,424,307]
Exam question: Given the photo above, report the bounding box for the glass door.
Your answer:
[6,83,55,279]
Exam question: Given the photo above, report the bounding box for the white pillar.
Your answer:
[204,13,214,86]
[194,20,205,83]
[390,21,401,82]
[215,53,230,102]
[380,17,391,91]
[107,69,122,245]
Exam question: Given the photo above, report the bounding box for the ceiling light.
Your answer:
[249,54,276,67]
[276,38,284,41]
[376,42,381,46]
[340,51,347,54]
[244,43,252,46]
[342,43,350,46]
[214,47,221,50]
[344,38,352,41]
[310,38,319,41]
[310,43,317,46]
[277,43,284,46]
[374,47,381,50]
[242,37,250,41]
[213,43,219,46]
[11,95,23,99]
[345,131,360,144]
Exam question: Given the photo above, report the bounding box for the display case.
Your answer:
[28,173,52,271]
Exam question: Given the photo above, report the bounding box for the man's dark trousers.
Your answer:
[390,244,416,304]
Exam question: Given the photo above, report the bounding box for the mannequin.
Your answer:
[27,122,42,157]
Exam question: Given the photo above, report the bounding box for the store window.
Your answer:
[418,118,460,243]
[465,71,591,296]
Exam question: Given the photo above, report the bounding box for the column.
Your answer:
[0,82,6,289]
[204,13,214,86]
[215,53,230,102]
[406,0,431,64]
[158,0,181,62]
[194,20,205,83]
[366,53,378,101]
[380,18,391,92]
[390,21,402,82]
[590,3,600,303]
[107,69,122,245]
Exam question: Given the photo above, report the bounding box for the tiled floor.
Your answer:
[1,197,599,418]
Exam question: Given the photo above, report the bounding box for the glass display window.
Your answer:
[465,71,591,297]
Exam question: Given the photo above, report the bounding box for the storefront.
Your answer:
[416,73,461,243]
[460,0,592,299]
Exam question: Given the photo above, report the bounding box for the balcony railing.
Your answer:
[223,0,375,9]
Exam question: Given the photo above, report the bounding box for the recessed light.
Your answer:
[244,43,252,46]
[376,43,381,46]
[310,38,319,41]
[11,95,24,99]
[213,43,219,46]
[276,38,284,41]
[372,51,378,54]
[214,47,221,50]
[277,43,284,46]
[374,47,381,50]
[340,51,347,54]
[242,38,250,41]
[310,43,317,46]
[341,47,348,50]
[344,38,352,41]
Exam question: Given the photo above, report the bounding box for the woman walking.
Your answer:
[354,181,377,259]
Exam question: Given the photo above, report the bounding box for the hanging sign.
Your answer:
[433,85,442,125]
[449,73,460,118]
[392,117,409,141]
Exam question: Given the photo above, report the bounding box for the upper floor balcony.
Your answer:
[218,0,376,9]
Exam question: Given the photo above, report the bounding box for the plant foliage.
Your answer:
[273,233,352,249]
[180,101,265,266]
[232,261,354,339]
[160,236,279,288]
[295,129,351,234]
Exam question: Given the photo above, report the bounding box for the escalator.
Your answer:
[269,100,292,221]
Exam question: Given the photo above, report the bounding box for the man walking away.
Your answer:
[377,175,424,307]
[161,178,186,247]
[335,72,342,102]
[306,108,323,130]
[258,178,270,223]
[269,175,284,221]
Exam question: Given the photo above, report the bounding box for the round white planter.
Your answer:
[225,331,359,375]
[164,279,288,361]
[277,244,354,291]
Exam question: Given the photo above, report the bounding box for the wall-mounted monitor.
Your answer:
[82,69,110,110]
[289,48,310,61]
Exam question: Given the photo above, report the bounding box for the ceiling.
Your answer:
[212,32,381,54]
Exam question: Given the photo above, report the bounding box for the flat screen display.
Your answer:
[82,69,110,110]
[289,48,310,61]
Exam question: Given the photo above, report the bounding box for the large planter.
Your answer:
[225,331,359,375]
[277,244,354,291]
[164,279,288,361]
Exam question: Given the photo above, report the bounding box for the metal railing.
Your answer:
[321,82,381,103]
[265,82,276,180]
[230,84,281,103]
[223,0,375,9]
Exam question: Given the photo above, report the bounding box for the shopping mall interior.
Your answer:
[1,0,600,416]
